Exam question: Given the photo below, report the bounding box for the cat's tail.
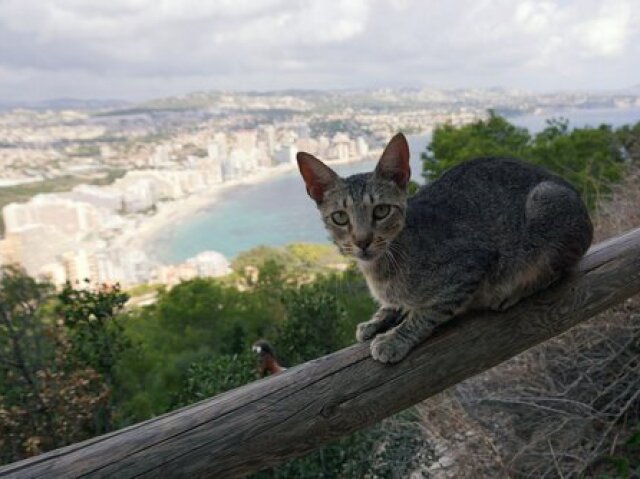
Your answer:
[485,180,593,312]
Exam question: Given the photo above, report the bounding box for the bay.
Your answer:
[153,135,429,262]
[155,107,640,262]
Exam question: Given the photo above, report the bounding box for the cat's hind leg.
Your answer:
[488,180,593,312]
[524,181,592,267]
[356,306,405,342]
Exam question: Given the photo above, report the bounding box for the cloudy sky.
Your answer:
[0,0,638,102]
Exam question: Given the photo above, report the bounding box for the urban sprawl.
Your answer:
[1,88,638,288]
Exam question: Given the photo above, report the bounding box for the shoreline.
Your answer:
[115,153,380,262]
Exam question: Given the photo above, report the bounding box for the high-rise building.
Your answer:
[62,249,98,285]
[292,123,311,139]
[122,180,155,213]
[260,125,277,155]
[356,137,370,157]
[234,130,258,153]
[332,133,351,162]
[273,145,298,165]
[296,138,319,156]
[149,144,172,167]
[70,185,124,212]
[194,154,223,184]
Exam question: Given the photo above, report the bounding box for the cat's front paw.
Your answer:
[356,320,380,342]
[370,331,412,364]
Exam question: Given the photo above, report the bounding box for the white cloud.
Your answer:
[514,1,557,33]
[577,1,633,58]
[0,0,638,100]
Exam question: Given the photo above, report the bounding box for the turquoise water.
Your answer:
[155,107,640,262]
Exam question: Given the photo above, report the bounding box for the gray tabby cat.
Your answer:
[297,133,593,363]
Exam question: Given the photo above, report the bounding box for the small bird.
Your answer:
[252,339,286,377]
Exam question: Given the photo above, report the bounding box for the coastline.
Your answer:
[116,153,380,262]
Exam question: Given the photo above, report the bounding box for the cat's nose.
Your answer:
[354,236,373,251]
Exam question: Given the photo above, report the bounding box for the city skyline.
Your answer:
[1,0,639,102]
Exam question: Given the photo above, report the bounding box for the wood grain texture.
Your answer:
[2,227,640,479]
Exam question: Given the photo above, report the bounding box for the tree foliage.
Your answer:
[57,281,130,386]
[171,352,257,408]
[422,112,632,209]
[0,267,111,462]
[170,268,427,478]
[423,112,531,181]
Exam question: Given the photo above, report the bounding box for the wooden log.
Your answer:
[2,228,640,479]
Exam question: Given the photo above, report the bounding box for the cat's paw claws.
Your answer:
[370,334,412,364]
[356,321,379,342]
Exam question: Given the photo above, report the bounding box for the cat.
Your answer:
[297,132,593,363]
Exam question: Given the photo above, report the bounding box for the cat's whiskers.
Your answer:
[384,246,401,278]
[383,250,395,277]
[386,242,408,276]
[390,239,408,259]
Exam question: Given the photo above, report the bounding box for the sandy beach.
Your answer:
[118,163,297,254]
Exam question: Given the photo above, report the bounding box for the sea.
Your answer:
[154,106,640,263]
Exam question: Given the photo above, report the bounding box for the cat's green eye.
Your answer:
[373,204,391,220]
[331,211,349,226]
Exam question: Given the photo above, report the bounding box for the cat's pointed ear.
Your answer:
[375,133,411,189]
[297,152,340,204]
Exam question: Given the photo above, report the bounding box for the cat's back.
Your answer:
[419,157,567,198]
[409,157,571,218]
[403,157,581,251]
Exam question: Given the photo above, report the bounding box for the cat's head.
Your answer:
[297,133,410,262]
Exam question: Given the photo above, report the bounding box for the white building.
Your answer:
[273,145,298,165]
[70,184,124,212]
[149,144,173,167]
[186,251,231,277]
[296,138,319,156]
[332,133,351,162]
[189,155,223,185]
[234,130,257,153]
[222,148,260,180]
[156,250,230,286]
[122,179,155,213]
[212,132,228,158]
[62,249,98,284]
[3,195,106,237]
[39,262,67,286]
[260,125,277,155]
[96,247,154,286]
[114,170,179,201]
[356,137,370,157]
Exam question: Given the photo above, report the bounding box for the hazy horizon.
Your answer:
[3,83,640,108]
[1,0,639,103]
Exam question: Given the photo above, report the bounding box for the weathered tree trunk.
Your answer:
[2,228,640,479]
